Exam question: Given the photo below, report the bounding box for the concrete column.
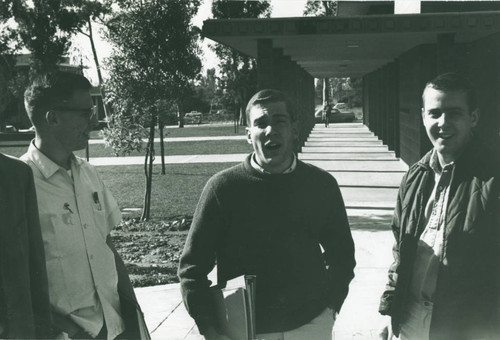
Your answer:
[391,62,400,157]
[296,66,315,150]
[375,68,383,139]
[257,39,275,89]
[272,48,285,90]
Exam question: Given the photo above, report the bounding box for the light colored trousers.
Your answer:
[256,308,335,340]
[399,299,433,340]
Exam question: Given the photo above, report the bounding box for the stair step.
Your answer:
[302,124,405,210]
[309,132,374,138]
[305,141,383,146]
[302,146,390,153]
[305,159,408,172]
[329,171,404,187]
[341,187,399,210]
[300,152,395,160]
[307,137,379,142]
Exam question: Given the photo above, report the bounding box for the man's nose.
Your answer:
[437,113,448,127]
[265,124,276,135]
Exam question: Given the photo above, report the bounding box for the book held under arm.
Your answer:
[210,275,257,340]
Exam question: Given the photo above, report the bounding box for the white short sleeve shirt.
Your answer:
[21,143,125,339]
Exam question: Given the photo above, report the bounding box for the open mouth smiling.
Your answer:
[438,132,453,140]
[264,141,281,151]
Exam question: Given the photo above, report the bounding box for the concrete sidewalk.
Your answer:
[136,209,394,340]
[134,123,400,340]
[88,135,247,145]
[89,153,246,166]
[0,135,247,147]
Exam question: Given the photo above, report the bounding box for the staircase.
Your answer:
[299,123,408,210]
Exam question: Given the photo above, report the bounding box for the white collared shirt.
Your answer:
[409,150,454,302]
[21,142,125,340]
[250,153,297,174]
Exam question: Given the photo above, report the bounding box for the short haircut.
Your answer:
[245,89,296,125]
[24,71,92,126]
[422,72,477,111]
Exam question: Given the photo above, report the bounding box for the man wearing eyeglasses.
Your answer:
[20,71,149,340]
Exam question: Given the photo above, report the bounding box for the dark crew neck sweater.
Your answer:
[179,155,356,334]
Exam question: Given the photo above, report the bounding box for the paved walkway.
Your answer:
[0,135,247,147]
[88,135,247,144]
[0,123,402,338]
[135,123,403,339]
[89,153,247,166]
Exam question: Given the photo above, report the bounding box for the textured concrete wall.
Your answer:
[363,62,400,156]
[256,39,315,152]
[460,32,500,153]
[365,34,500,165]
[397,44,435,165]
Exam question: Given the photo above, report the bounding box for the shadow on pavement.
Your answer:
[348,213,392,232]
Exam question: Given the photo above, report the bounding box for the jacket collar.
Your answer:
[416,138,479,172]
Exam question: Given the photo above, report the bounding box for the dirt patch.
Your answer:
[111,217,190,287]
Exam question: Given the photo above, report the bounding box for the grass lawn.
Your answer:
[164,124,246,137]
[1,124,247,287]
[0,139,252,158]
[105,162,238,287]
[100,162,237,219]
[79,140,251,158]
[89,123,246,140]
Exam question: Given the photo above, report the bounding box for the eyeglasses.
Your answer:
[53,106,97,119]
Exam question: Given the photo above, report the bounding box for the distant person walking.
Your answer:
[21,71,149,339]
[0,153,53,338]
[324,104,333,127]
[179,89,355,340]
[378,72,500,340]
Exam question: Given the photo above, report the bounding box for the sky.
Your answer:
[73,0,308,85]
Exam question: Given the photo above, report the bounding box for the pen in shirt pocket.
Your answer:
[92,192,102,211]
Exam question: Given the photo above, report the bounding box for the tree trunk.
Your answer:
[141,114,157,221]
[177,102,184,128]
[238,87,247,127]
[322,78,329,107]
[234,105,239,133]
[86,18,112,124]
[159,117,166,175]
[238,104,246,127]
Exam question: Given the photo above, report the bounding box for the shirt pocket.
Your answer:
[90,190,110,239]
[42,213,95,312]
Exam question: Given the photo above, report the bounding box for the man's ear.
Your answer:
[470,108,480,128]
[246,127,253,145]
[45,110,58,126]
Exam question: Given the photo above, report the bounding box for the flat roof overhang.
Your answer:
[202,11,500,78]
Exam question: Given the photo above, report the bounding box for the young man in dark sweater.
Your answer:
[178,89,356,340]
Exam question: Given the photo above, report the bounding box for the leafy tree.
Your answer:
[303,0,337,17]
[1,1,109,129]
[0,4,19,131]
[104,0,202,220]
[195,68,217,113]
[329,77,362,106]
[2,0,104,74]
[211,0,271,126]
[73,1,113,121]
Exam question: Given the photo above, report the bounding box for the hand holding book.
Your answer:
[209,275,257,340]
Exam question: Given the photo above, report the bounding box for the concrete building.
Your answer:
[202,1,500,165]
